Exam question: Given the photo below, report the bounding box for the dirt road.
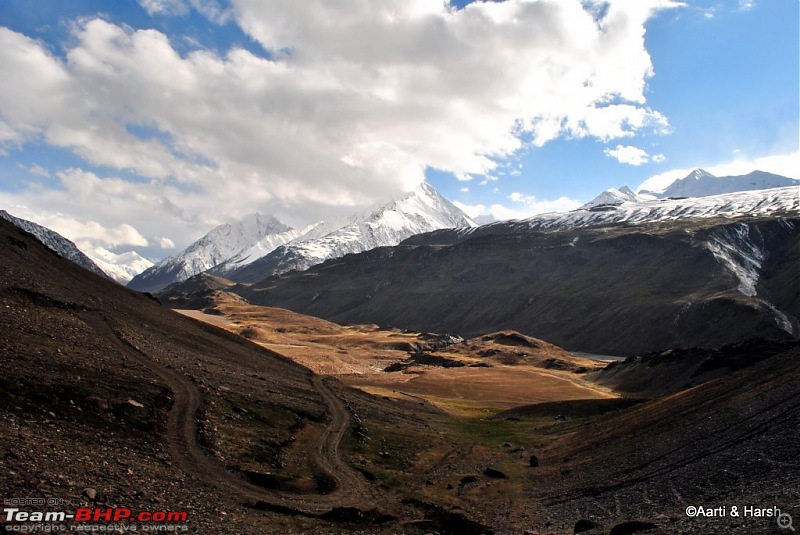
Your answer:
[79,311,376,516]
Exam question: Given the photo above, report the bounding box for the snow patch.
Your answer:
[704,223,765,297]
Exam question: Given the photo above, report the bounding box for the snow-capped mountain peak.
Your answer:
[130,181,475,292]
[687,168,714,181]
[215,181,476,283]
[580,186,642,210]
[642,169,798,198]
[128,212,293,292]
[86,247,154,285]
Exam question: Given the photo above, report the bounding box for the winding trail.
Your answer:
[79,311,377,516]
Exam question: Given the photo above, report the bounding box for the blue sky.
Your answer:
[0,0,797,262]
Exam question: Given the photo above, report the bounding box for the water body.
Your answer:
[571,351,627,363]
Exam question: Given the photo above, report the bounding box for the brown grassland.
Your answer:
[176,295,613,418]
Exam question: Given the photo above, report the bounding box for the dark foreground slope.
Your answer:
[238,218,799,356]
[0,217,395,533]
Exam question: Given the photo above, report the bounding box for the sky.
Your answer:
[0,0,797,263]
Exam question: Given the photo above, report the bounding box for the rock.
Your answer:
[483,467,507,479]
[82,488,97,500]
[609,521,659,535]
[574,519,600,533]
[232,405,248,415]
[126,399,144,408]
[523,531,540,535]
[529,455,540,467]
[86,396,110,411]
[460,475,479,485]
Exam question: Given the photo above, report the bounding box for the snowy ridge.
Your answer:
[219,181,476,282]
[525,186,797,232]
[87,247,154,284]
[131,182,475,292]
[0,210,111,279]
[128,213,292,292]
[579,186,643,209]
[425,186,798,251]
[641,169,798,198]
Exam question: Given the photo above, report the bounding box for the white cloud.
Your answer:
[158,237,176,249]
[27,164,51,177]
[636,149,800,192]
[138,0,232,23]
[0,2,678,254]
[605,144,651,166]
[453,201,488,219]
[504,192,583,217]
[138,0,189,16]
[189,0,233,24]
[605,144,667,166]
[36,213,148,249]
[455,192,581,222]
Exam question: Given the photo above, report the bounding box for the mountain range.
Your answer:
[641,169,798,198]
[4,168,797,292]
[128,181,475,292]
[405,182,798,246]
[234,208,798,356]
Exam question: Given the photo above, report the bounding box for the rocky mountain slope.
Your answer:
[0,210,385,533]
[237,214,799,356]
[0,209,111,280]
[130,182,474,292]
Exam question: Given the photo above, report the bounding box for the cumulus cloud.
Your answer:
[33,213,148,249]
[605,145,650,165]
[0,1,678,252]
[158,237,176,249]
[0,168,219,258]
[605,144,666,165]
[636,149,800,192]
